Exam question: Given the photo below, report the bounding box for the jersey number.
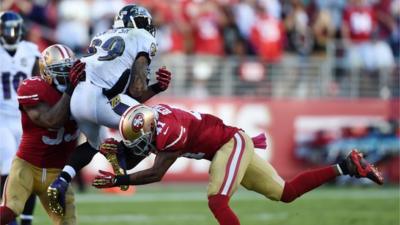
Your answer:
[84,36,125,61]
[1,71,27,99]
[42,127,78,145]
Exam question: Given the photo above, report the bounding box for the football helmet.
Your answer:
[0,11,23,51]
[39,44,76,92]
[113,4,156,37]
[119,104,157,156]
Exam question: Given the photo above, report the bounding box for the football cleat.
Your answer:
[344,149,384,185]
[47,177,68,216]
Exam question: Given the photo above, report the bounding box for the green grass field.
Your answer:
[32,184,399,225]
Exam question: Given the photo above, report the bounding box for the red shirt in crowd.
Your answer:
[250,14,284,62]
[343,5,376,43]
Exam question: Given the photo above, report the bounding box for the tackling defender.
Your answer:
[48,4,172,215]
[93,104,384,225]
[0,11,39,225]
[0,44,85,225]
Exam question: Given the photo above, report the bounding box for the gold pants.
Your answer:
[208,131,285,201]
[1,157,76,224]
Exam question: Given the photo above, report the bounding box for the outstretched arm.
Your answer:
[92,150,180,188]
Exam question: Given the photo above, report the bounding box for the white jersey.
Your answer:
[0,41,40,116]
[82,28,157,90]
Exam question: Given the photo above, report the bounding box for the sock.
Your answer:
[0,206,17,225]
[61,142,98,184]
[338,160,349,175]
[20,194,36,225]
[60,171,72,183]
[281,166,338,203]
[208,195,240,225]
[20,214,33,225]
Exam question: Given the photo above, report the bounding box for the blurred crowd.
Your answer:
[296,119,400,167]
[1,0,399,61]
[2,0,399,99]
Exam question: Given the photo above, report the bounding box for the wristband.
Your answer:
[149,83,163,94]
[115,175,130,186]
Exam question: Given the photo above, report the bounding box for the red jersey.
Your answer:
[343,6,376,43]
[16,77,79,168]
[153,104,239,160]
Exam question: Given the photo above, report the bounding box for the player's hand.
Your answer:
[68,59,86,88]
[155,66,171,92]
[92,170,117,188]
[99,138,119,156]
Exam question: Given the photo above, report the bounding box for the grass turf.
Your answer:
[31,184,399,225]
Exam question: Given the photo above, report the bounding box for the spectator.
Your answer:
[220,6,247,56]
[342,0,376,70]
[249,4,284,62]
[55,0,90,53]
[189,0,224,56]
[284,0,314,55]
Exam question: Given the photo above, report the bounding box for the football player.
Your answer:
[0,11,39,225]
[47,4,172,216]
[93,104,384,225]
[0,44,85,225]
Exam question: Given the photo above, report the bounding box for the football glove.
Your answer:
[99,138,129,191]
[92,170,117,188]
[65,60,85,96]
[99,138,119,155]
[150,66,171,93]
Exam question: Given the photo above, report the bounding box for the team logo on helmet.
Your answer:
[132,113,145,131]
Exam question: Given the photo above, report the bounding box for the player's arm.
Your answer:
[128,55,149,99]
[22,94,71,129]
[20,60,85,129]
[133,67,172,103]
[93,150,180,188]
[128,59,172,103]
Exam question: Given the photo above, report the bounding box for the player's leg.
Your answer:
[40,169,76,225]
[0,158,34,225]
[0,126,21,225]
[70,81,140,146]
[207,131,254,225]
[241,149,383,203]
[20,194,36,225]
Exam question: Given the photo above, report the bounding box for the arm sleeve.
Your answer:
[17,78,45,106]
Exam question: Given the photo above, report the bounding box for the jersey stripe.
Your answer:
[17,94,39,100]
[165,126,185,149]
[220,133,244,195]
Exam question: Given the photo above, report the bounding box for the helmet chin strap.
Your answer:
[53,78,67,93]
[0,36,20,51]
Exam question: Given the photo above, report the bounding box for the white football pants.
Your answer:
[0,113,22,175]
[70,81,139,149]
